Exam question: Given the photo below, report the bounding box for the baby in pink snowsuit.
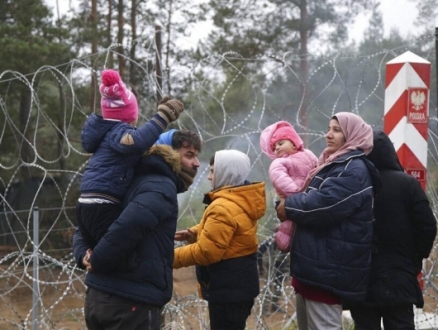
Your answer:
[260,121,318,252]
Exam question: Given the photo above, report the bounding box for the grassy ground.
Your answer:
[0,266,300,329]
[2,265,438,329]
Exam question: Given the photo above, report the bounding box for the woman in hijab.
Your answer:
[276,112,381,330]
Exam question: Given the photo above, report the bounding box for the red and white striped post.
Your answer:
[384,51,430,190]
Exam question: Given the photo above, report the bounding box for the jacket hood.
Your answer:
[213,150,250,190]
[367,131,404,172]
[362,156,382,195]
[137,144,189,193]
[143,144,181,173]
[81,113,120,153]
[206,181,266,222]
[260,121,304,159]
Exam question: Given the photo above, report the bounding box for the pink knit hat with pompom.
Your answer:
[100,69,138,123]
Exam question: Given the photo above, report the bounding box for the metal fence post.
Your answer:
[32,207,39,330]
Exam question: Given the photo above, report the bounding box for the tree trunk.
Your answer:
[90,0,98,114]
[19,85,34,181]
[57,80,66,188]
[299,0,309,145]
[118,0,125,75]
[107,0,114,68]
[130,0,137,87]
[165,0,173,95]
[156,25,163,102]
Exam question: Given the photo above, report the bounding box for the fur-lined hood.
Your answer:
[144,144,181,173]
[140,144,196,193]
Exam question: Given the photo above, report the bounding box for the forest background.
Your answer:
[1,0,438,329]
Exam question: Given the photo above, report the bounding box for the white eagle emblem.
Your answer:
[410,91,426,111]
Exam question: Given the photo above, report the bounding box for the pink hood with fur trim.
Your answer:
[260,121,318,197]
[260,121,304,159]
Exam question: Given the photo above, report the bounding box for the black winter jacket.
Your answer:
[356,131,437,308]
[73,145,186,306]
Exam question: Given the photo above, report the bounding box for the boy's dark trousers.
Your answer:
[208,300,254,330]
[76,202,123,248]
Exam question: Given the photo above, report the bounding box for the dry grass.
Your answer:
[0,265,86,330]
[169,267,298,330]
[2,265,438,329]
[0,266,299,329]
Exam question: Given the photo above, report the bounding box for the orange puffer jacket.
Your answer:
[174,181,266,268]
[174,181,266,303]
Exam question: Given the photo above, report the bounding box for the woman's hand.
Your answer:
[276,199,287,222]
[174,228,197,244]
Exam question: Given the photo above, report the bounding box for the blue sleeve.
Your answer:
[81,113,108,153]
[90,185,175,272]
[108,114,168,154]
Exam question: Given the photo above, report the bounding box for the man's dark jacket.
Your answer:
[357,131,436,308]
[73,145,186,306]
